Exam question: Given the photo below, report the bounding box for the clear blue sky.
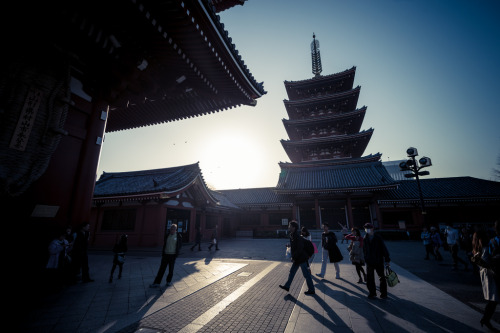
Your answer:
[96,0,500,190]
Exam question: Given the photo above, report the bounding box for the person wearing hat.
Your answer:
[363,223,390,299]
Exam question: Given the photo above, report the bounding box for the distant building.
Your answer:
[89,34,500,249]
[383,160,413,181]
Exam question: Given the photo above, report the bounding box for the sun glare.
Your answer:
[199,131,264,190]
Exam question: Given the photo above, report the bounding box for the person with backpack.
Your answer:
[279,221,315,295]
[301,226,317,269]
[316,223,343,279]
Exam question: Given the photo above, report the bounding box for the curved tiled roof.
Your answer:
[276,160,398,193]
[284,67,356,89]
[378,177,500,202]
[209,190,241,209]
[93,163,216,202]
[219,187,294,207]
[284,86,361,108]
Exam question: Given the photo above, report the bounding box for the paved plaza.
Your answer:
[24,236,499,332]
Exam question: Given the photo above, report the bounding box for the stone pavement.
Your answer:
[24,236,499,333]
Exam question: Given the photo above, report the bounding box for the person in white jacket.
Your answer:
[46,229,69,289]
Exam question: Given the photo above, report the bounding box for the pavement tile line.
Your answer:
[96,259,249,333]
[177,261,280,333]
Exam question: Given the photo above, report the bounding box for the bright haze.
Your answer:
[96,0,500,190]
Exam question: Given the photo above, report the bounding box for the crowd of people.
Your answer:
[45,218,499,331]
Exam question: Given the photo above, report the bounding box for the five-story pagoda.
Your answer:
[276,34,397,230]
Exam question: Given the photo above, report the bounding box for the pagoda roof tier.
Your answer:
[283,107,367,141]
[283,87,361,120]
[278,153,382,168]
[284,67,357,100]
[8,0,266,133]
[275,159,398,194]
[281,129,374,163]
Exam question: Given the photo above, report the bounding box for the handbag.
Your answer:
[285,246,291,259]
[471,252,489,269]
[385,266,399,287]
[117,253,125,264]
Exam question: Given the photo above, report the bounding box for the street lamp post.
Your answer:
[399,147,432,224]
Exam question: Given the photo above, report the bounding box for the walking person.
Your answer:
[472,226,499,332]
[316,223,343,279]
[445,223,469,271]
[363,223,391,299]
[345,228,367,283]
[72,222,94,283]
[191,227,202,251]
[279,221,315,295]
[46,228,69,290]
[338,222,349,244]
[208,225,219,251]
[150,224,182,288]
[430,226,444,261]
[421,226,435,260]
[301,226,317,268]
[109,234,128,283]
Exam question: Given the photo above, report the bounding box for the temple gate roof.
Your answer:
[7,0,266,133]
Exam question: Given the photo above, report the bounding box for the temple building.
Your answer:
[274,34,398,231]
[89,34,500,249]
[1,0,265,281]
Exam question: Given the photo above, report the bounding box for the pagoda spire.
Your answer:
[311,33,322,77]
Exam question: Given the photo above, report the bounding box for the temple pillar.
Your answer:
[346,194,354,229]
[314,198,321,229]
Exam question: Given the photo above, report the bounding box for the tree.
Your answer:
[493,153,500,181]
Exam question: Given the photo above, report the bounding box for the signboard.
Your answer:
[31,205,59,218]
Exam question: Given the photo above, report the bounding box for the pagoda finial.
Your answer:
[311,33,322,77]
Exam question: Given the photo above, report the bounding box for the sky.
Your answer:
[96,0,500,190]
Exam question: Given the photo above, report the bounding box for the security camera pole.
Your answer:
[399,147,432,221]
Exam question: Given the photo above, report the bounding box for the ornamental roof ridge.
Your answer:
[97,162,200,181]
[284,66,356,85]
[283,86,361,105]
[282,106,367,125]
[280,128,374,145]
[278,153,382,168]
[206,0,267,96]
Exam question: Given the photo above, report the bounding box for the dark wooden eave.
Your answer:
[281,129,374,163]
[5,0,266,133]
[283,87,361,119]
[283,107,367,141]
[284,67,357,100]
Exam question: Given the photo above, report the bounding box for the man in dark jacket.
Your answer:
[72,222,93,283]
[279,221,315,295]
[150,224,182,288]
[363,223,390,299]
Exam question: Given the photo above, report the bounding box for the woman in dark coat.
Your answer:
[317,223,343,279]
